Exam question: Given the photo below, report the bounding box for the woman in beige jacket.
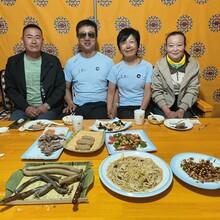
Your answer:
[151,31,200,118]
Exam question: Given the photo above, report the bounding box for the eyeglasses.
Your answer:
[78,32,96,39]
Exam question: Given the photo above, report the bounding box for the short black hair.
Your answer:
[76,19,98,38]
[22,24,42,37]
[117,27,140,50]
[165,31,186,46]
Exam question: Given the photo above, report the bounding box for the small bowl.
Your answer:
[62,115,74,125]
[148,115,164,125]
[0,126,9,133]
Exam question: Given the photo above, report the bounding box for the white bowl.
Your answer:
[148,114,165,125]
[0,126,9,133]
[62,115,74,125]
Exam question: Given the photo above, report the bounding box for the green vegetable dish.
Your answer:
[108,133,147,151]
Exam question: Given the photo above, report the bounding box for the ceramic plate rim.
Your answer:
[89,118,132,133]
[99,151,173,198]
[105,129,157,154]
[170,152,220,189]
[23,119,53,131]
[164,119,193,131]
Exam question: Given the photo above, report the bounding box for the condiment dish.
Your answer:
[0,127,9,133]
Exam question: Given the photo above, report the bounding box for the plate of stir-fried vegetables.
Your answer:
[105,130,157,154]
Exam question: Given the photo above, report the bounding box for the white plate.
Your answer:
[99,151,173,198]
[21,127,70,160]
[22,119,54,131]
[170,152,220,189]
[164,119,193,131]
[105,129,157,154]
[89,118,132,133]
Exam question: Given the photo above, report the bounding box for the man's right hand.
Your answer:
[25,106,39,118]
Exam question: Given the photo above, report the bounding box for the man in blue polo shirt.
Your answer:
[63,19,114,119]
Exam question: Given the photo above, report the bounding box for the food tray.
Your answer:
[89,118,132,132]
[105,130,157,154]
[1,162,94,205]
[170,152,220,189]
[99,151,173,197]
[64,130,105,153]
[21,127,70,160]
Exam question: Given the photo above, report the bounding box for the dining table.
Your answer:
[0,118,219,220]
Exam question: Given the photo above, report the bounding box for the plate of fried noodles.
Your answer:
[99,151,173,198]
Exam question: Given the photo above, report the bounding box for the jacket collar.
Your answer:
[167,51,190,74]
[157,53,192,91]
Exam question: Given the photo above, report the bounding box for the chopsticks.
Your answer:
[198,123,211,130]
[150,112,162,124]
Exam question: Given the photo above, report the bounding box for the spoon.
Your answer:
[198,123,211,130]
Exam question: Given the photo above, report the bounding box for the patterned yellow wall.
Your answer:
[0,0,219,116]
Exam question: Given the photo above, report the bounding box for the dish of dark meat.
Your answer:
[38,132,67,156]
[180,157,220,183]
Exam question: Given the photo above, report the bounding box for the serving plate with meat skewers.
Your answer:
[170,152,220,189]
[21,127,70,160]
[0,161,94,205]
